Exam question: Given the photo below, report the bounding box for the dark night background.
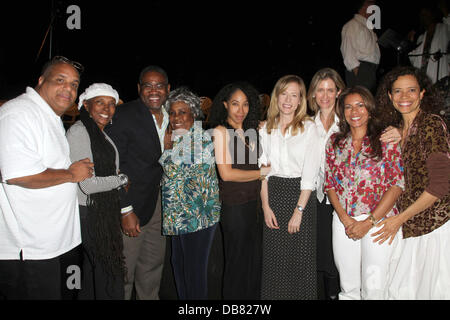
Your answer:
[0,1,431,102]
[0,0,445,306]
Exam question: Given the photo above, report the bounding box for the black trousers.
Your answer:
[316,197,340,300]
[220,200,263,300]
[345,61,378,94]
[0,245,81,300]
[171,224,217,300]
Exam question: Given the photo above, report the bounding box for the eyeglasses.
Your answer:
[140,82,168,91]
[52,56,85,74]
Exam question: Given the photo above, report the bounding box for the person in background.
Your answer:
[208,82,269,299]
[341,0,381,93]
[259,75,320,300]
[374,66,450,299]
[408,5,450,84]
[105,65,169,300]
[438,0,450,27]
[307,68,345,300]
[324,86,404,300]
[0,56,93,299]
[66,83,128,299]
[159,87,221,300]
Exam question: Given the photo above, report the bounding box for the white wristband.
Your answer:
[121,206,133,214]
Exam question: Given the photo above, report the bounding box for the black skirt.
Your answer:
[261,176,317,300]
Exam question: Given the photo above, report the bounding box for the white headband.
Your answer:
[78,83,119,109]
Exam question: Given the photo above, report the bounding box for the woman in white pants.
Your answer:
[374,66,450,299]
[324,86,405,300]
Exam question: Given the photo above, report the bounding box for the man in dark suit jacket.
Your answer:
[106,65,170,300]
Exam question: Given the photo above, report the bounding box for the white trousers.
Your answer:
[387,220,450,300]
[332,212,401,300]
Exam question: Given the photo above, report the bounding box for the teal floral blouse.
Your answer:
[159,125,221,236]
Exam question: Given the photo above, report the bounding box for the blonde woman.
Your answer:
[307,68,345,300]
[259,75,321,300]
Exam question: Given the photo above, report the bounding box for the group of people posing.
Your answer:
[0,56,449,301]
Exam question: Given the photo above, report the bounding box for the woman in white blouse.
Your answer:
[307,68,345,300]
[259,75,321,300]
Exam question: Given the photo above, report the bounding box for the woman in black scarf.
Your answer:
[66,83,129,299]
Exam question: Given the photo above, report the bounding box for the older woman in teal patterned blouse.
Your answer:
[159,87,220,300]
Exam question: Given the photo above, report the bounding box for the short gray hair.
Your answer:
[165,87,203,120]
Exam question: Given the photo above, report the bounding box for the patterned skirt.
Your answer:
[261,176,317,300]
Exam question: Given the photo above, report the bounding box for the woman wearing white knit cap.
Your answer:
[66,83,130,300]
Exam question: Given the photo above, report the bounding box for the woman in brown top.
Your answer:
[209,82,270,299]
[374,66,450,299]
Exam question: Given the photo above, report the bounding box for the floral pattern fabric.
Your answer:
[324,134,404,218]
[159,125,221,236]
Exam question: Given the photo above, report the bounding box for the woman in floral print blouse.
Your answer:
[324,86,405,300]
[159,87,221,300]
[374,66,450,300]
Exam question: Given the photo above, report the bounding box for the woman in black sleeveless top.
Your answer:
[209,82,270,299]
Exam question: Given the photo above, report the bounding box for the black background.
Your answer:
[1,1,428,102]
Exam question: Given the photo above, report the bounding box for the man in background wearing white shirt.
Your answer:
[0,57,94,299]
[341,0,381,93]
[408,5,450,84]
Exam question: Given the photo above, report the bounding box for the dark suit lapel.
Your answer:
[135,99,162,157]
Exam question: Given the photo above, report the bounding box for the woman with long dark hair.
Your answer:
[208,82,269,299]
[324,86,404,300]
[66,83,128,299]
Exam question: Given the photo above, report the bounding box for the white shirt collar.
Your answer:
[354,14,367,25]
[276,122,294,138]
[25,87,61,119]
[314,111,339,126]
[152,107,169,123]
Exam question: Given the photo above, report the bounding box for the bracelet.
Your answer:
[259,175,267,181]
[118,173,129,188]
[121,205,133,214]
[368,213,378,227]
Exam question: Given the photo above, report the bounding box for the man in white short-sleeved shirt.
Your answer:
[0,57,94,300]
[340,0,381,93]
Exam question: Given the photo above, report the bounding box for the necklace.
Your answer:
[236,129,256,152]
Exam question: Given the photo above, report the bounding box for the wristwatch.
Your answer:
[118,173,129,188]
[297,205,304,213]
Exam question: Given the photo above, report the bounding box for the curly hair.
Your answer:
[208,81,261,131]
[375,66,443,128]
[164,86,203,120]
[334,86,385,159]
